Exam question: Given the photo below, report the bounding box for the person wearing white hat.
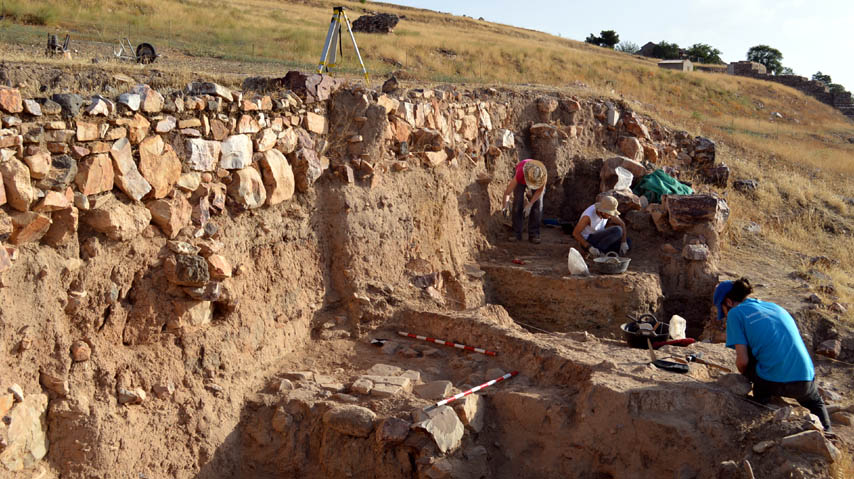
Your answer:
[572,195,630,257]
[501,159,547,243]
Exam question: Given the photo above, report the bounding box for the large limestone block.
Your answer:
[139,137,181,199]
[110,138,152,201]
[291,148,323,193]
[23,151,51,180]
[228,167,266,209]
[304,112,328,134]
[43,207,79,246]
[10,212,52,244]
[115,113,150,144]
[75,154,114,196]
[664,194,730,232]
[186,139,221,172]
[84,196,152,241]
[414,381,453,400]
[781,430,839,462]
[132,84,165,113]
[323,405,377,438]
[257,149,294,205]
[146,195,192,239]
[0,87,23,113]
[220,134,253,170]
[0,158,34,211]
[618,136,644,162]
[33,189,71,212]
[623,112,651,140]
[452,393,486,432]
[415,406,464,453]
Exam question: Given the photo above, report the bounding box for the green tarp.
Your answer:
[633,169,694,203]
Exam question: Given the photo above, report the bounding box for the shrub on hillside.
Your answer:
[615,41,639,54]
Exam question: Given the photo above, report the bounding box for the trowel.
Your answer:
[646,337,690,374]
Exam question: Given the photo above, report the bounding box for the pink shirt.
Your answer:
[514,159,533,185]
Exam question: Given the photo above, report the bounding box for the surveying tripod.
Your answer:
[317,6,370,83]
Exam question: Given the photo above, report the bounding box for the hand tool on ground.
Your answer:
[423,371,517,412]
[686,354,732,373]
[397,331,497,356]
[646,337,689,373]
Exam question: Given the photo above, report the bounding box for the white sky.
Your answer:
[385,0,854,89]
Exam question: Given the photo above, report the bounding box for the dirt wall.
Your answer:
[0,75,733,478]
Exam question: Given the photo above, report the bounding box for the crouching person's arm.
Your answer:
[734,344,750,375]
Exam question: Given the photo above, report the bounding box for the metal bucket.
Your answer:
[593,252,631,274]
[621,314,670,349]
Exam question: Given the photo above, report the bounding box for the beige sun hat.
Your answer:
[522,160,547,189]
[596,195,620,216]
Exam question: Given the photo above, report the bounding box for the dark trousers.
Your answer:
[587,226,625,253]
[512,183,543,239]
[745,352,831,429]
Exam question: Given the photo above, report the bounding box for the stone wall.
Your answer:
[726,62,854,119]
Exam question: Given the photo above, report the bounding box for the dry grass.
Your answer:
[2,0,854,310]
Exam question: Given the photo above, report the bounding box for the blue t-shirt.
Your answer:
[725,298,814,383]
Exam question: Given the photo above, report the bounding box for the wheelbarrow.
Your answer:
[114,38,158,64]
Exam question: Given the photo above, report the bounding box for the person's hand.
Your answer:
[523,202,532,217]
[619,242,629,255]
[588,246,602,257]
[501,197,511,218]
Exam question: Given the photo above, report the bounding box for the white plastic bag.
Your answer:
[567,248,590,276]
[614,166,634,190]
[669,315,687,340]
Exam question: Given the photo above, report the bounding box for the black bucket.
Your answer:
[620,320,670,349]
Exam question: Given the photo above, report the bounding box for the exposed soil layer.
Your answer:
[0,68,850,479]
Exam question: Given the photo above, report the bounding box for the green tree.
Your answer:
[747,45,783,75]
[615,41,639,54]
[781,67,794,75]
[686,43,723,64]
[585,33,602,46]
[812,71,832,85]
[599,30,620,48]
[652,41,681,60]
[828,83,847,95]
[585,30,620,49]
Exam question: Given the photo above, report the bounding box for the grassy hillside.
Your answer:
[2,0,853,307]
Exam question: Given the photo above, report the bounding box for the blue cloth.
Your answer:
[713,281,734,322]
[725,298,814,383]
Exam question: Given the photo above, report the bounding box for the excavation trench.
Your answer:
[4,82,810,479]
[209,308,761,479]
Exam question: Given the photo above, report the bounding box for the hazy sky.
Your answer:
[386,0,854,89]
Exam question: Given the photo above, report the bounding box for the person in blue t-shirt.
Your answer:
[714,277,832,432]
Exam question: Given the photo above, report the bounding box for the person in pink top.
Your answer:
[501,159,547,243]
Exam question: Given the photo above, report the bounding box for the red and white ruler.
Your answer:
[424,371,518,412]
[397,331,498,356]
